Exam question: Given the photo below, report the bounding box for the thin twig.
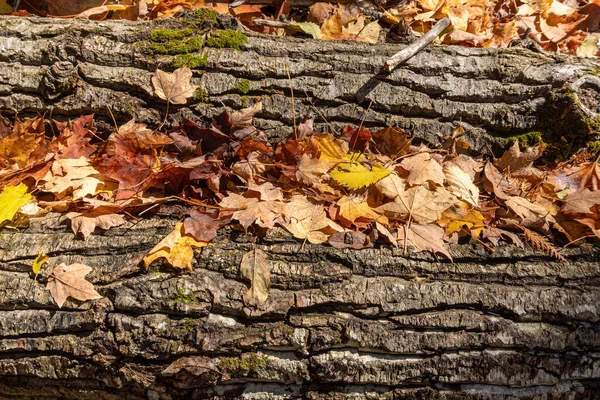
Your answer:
[383,17,451,72]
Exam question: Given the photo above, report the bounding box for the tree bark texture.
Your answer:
[0,15,599,151]
[0,215,599,399]
[1,14,600,400]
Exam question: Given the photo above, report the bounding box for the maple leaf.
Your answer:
[438,201,485,238]
[219,193,284,230]
[230,152,268,184]
[505,196,556,230]
[247,182,284,201]
[143,223,208,270]
[444,165,479,207]
[46,263,103,308]
[42,157,103,199]
[561,188,600,215]
[152,66,198,105]
[0,183,32,225]
[399,152,445,186]
[377,185,457,224]
[494,141,544,176]
[372,127,412,158]
[65,208,127,239]
[182,209,231,242]
[55,115,97,159]
[397,224,453,261]
[331,161,391,190]
[239,248,270,307]
[549,161,600,191]
[282,202,343,244]
[336,195,388,226]
[117,119,173,151]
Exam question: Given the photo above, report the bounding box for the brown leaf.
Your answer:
[162,356,222,384]
[328,230,372,249]
[444,165,479,207]
[240,248,270,307]
[377,184,457,224]
[397,224,452,261]
[182,209,231,242]
[494,141,544,175]
[65,208,126,239]
[561,188,600,215]
[47,263,103,308]
[372,127,412,158]
[152,67,198,105]
[399,152,445,186]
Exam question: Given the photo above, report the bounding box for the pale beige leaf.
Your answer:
[152,67,198,105]
[397,224,452,260]
[66,210,126,239]
[444,165,479,206]
[47,263,102,308]
[376,186,457,224]
[240,248,270,306]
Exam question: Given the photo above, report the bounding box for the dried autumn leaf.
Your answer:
[42,157,103,199]
[283,206,342,244]
[46,263,103,308]
[239,248,270,306]
[444,164,479,207]
[32,253,49,279]
[377,185,457,224]
[494,141,544,175]
[561,188,600,215]
[328,230,371,249]
[0,183,32,225]
[152,66,198,105]
[438,201,485,238]
[65,209,127,239]
[397,224,453,261]
[399,152,445,186]
[337,195,388,225]
[183,209,231,242]
[143,223,208,270]
[331,161,391,190]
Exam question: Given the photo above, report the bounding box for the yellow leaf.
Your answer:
[337,196,388,225]
[313,134,348,162]
[32,253,49,279]
[438,201,485,238]
[143,223,208,270]
[331,162,391,190]
[0,183,32,225]
[0,0,13,14]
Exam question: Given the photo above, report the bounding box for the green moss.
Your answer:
[586,140,600,153]
[150,34,204,56]
[194,88,210,103]
[173,52,208,69]
[234,79,250,95]
[193,7,218,23]
[206,30,248,50]
[149,27,194,43]
[504,131,544,148]
[171,286,200,304]
[217,353,268,375]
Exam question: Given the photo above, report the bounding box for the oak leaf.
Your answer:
[47,263,103,308]
[240,248,270,306]
[152,66,198,105]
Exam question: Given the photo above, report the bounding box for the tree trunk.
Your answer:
[1,13,600,400]
[0,14,599,152]
[0,215,599,399]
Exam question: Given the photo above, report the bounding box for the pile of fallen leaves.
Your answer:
[1,66,600,308]
[3,0,599,56]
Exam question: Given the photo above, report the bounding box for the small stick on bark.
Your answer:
[383,17,451,72]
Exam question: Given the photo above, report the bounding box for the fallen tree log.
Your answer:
[1,12,600,400]
[0,13,599,152]
[0,215,599,399]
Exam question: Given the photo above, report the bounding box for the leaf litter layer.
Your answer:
[1,91,600,305]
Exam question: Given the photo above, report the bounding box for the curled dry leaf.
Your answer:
[240,248,270,307]
[444,165,479,207]
[152,66,198,105]
[46,263,103,308]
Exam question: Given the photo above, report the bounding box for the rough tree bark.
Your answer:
[1,13,600,400]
